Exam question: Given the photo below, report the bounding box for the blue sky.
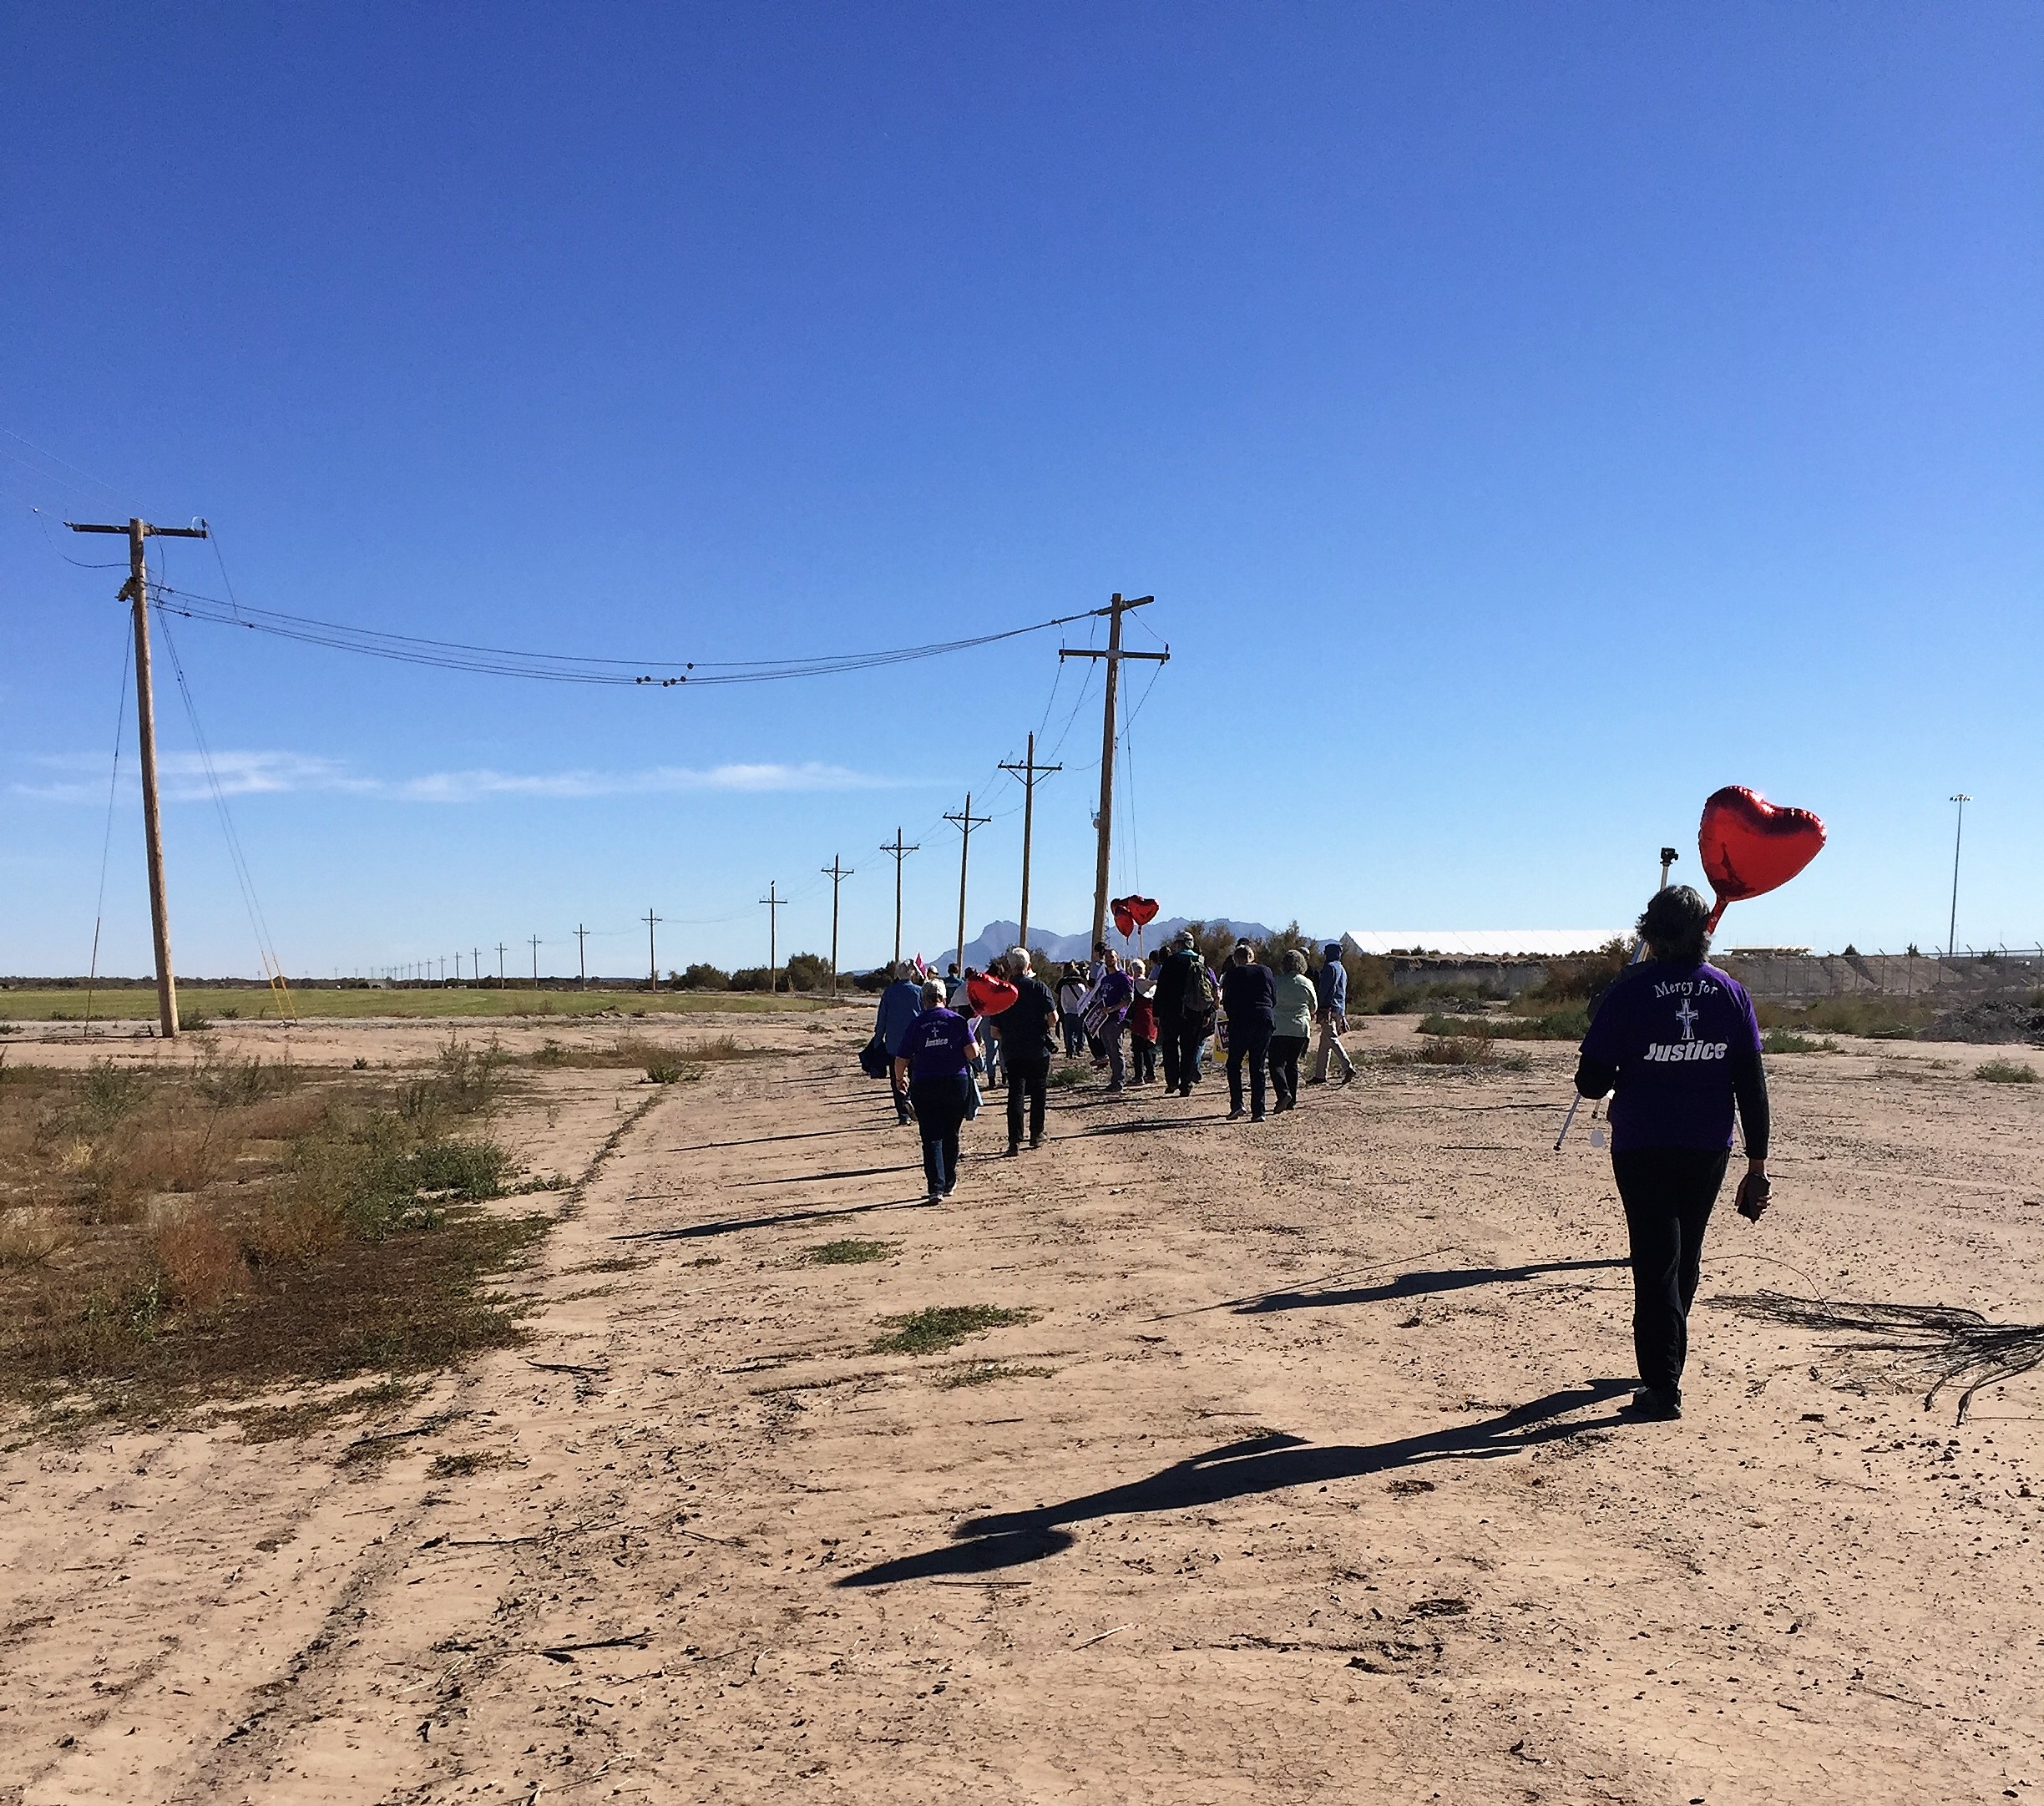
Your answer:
[3,3,2039,977]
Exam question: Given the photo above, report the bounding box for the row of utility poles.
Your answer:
[741,592,1166,986]
[68,553,1166,1037]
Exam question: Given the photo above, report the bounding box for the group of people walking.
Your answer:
[868,932,1364,1202]
[867,883,1777,1428]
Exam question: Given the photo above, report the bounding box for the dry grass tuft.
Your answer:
[149,1202,245,1313]
[0,1207,71,1267]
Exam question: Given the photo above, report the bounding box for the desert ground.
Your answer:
[3,1005,2041,1804]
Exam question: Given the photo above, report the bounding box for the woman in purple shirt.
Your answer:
[1575,886,1772,1422]
[893,979,979,1202]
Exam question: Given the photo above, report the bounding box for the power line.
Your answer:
[144,580,1122,689]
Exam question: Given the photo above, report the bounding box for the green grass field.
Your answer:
[0,986,844,1024]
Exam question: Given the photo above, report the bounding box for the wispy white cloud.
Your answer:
[13,752,923,804]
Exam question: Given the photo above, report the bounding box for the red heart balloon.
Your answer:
[1697,787,1826,929]
[1124,895,1159,927]
[966,972,1019,1016]
[1111,904,1136,938]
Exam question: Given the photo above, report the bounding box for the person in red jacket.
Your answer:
[1126,959,1158,1085]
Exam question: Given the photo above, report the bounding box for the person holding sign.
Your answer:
[1574,885,1773,1422]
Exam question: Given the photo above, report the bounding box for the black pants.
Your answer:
[1005,1060,1048,1146]
[908,1075,972,1196]
[1131,1035,1156,1083]
[1227,1029,1272,1117]
[1611,1147,1729,1397]
[1162,1022,1207,1094]
[1267,1035,1307,1109]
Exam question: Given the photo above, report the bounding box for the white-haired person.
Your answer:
[994,949,1058,1152]
[893,979,979,1202]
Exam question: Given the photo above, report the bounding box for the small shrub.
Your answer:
[1048,1061,1091,1089]
[1421,1035,1512,1067]
[1419,1011,1584,1041]
[645,1060,695,1085]
[804,1238,895,1265]
[81,1060,148,1125]
[352,1057,369,1071]
[180,1013,214,1032]
[871,1304,1037,1355]
[218,1006,241,1020]
[1976,1060,2038,1085]
[1764,1029,1838,1055]
[934,1362,1055,1389]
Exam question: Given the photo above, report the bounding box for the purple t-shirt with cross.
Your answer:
[1578,960,1762,1152]
[900,1006,978,1081]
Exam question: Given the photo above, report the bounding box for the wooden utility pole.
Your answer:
[1059,594,1167,954]
[760,883,786,994]
[999,731,1061,954]
[529,934,542,989]
[644,909,661,991]
[496,942,508,984]
[575,923,589,989]
[944,793,994,976]
[820,856,853,994]
[472,946,482,988]
[879,828,918,968]
[68,516,210,1040]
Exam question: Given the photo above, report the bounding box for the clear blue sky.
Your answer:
[4,3,2039,977]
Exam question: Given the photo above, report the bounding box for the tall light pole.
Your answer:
[1947,794,1971,958]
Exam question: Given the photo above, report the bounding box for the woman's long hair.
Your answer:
[1638,885,1711,967]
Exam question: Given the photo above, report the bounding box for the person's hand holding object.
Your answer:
[1735,1162,1772,1221]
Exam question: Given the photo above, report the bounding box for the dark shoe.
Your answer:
[1340,1070,1358,1086]
[1004,1143,1021,1158]
[1030,1135,1044,1150]
[1251,1111,1266,1123]
[1304,1075,1327,1086]
[927,1190,943,1203]
[1227,1108,1245,1121]
[1621,1387,1682,1421]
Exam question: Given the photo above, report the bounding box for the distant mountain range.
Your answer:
[943,917,1326,973]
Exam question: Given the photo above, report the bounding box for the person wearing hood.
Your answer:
[1310,943,1358,1085]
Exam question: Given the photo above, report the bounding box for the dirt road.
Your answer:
[5,1011,2041,1803]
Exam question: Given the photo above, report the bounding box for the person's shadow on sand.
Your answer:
[1235,1257,1627,1315]
[837,1379,1633,1587]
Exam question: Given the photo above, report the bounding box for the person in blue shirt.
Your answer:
[1309,943,1358,1085]
[1575,886,1773,1422]
[873,964,925,1125]
[893,979,979,1201]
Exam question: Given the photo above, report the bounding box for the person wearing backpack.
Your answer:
[1152,929,1217,1096]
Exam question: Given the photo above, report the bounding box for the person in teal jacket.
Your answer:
[1268,950,1318,1112]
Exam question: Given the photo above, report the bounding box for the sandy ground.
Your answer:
[3,1009,2041,1804]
